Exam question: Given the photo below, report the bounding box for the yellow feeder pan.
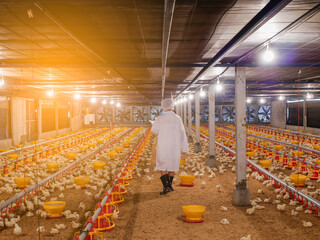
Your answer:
[313,145,320,151]
[246,152,255,158]
[31,141,38,144]
[49,143,57,148]
[274,145,283,151]
[115,146,123,153]
[88,142,96,148]
[97,139,104,144]
[260,142,269,147]
[74,176,91,188]
[0,149,9,153]
[80,146,88,152]
[248,130,254,134]
[108,151,118,159]
[292,151,303,158]
[259,160,272,169]
[180,159,185,166]
[93,162,106,170]
[316,160,320,165]
[290,174,307,187]
[247,137,255,142]
[14,177,30,188]
[15,144,23,148]
[47,163,59,171]
[179,175,195,187]
[66,153,76,160]
[291,140,299,145]
[266,135,273,139]
[8,154,19,160]
[307,132,313,135]
[122,142,130,147]
[298,130,304,133]
[256,133,262,136]
[35,148,43,153]
[43,201,66,218]
[286,129,291,131]
[182,205,206,223]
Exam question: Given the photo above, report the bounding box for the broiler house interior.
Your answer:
[0,0,320,239]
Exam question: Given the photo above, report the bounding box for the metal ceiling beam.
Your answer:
[175,0,292,99]
[161,0,176,99]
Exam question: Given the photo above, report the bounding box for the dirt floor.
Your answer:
[104,136,320,240]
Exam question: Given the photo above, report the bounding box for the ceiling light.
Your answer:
[215,79,223,92]
[90,97,96,103]
[200,88,205,97]
[116,102,121,107]
[183,97,187,102]
[74,93,80,100]
[279,95,284,101]
[306,92,314,99]
[102,99,107,105]
[188,94,194,100]
[260,98,266,104]
[246,98,252,104]
[262,44,275,63]
[1,76,4,86]
[46,88,54,97]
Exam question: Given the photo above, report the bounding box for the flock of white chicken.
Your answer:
[0,127,147,237]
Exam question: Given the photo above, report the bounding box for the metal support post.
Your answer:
[207,81,217,167]
[194,90,201,152]
[233,67,250,206]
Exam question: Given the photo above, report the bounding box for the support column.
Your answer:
[194,90,201,152]
[303,100,307,132]
[147,106,151,121]
[233,67,250,206]
[183,100,187,127]
[55,100,59,134]
[207,81,217,167]
[187,95,193,143]
[112,104,115,125]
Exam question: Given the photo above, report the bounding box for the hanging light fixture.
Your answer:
[262,44,275,63]
[46,88,54,97]
[102,99,107,105]
[279,95,285,101]
[188,93,194,100]
[1,75,4,86]
[110,100,114,105]
[306,92,314,99]
[260,98,266,104]
[74,93,81,100]
[90,97,96,103]
[246,98,252,104]
[116,102,121,107]
[215,78,223,92]
[200,87,205,97]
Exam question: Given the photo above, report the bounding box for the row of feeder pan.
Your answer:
[0,127,135,217]
[0,127,97,157]
[0,127,114,177]
[74,127,150,240]
[214,126,320,181]
[248,124,320,143]
[198,131,320,216]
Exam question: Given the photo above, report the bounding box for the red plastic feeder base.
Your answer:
[184,217,204,223]
[180,183,194,187]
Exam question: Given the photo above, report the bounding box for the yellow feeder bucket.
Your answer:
[66,153,76,160]
[74,176,91,188]
[115,146,123,153]
[247,137,255,142]
[80,146,88,152]
[182,205,206,223]
[97,139,104,144]
[108,151,118,159]
[88,142,96,148]
[290,174,307,187]
[292,151,303,158]
[260,142,269,147]
[43,201,66,218]
[313,145,320,151]
[47,163,59,171]
[179,175,195,187]
[259,160,272,169]
[266,135,273,139]
[14,177,31,188]
[291,140,299,145]
[93,162,106,170]
[246,152,255,158]
[8,154,19,160]
[274,145,283,151]
[122,142,130,147]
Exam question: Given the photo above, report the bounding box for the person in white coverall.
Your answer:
[151,98,189,195]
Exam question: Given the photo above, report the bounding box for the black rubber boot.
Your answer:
[160,174,169,195]
[168,176,174,192]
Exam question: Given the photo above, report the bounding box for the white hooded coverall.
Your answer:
[151,111,189,172]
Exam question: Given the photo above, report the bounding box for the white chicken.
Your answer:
[71,221,82,229]
[220,206,228,211]
[55,224,66,230]
[220,218,229,225]
[246,207,255,215]
[13,224,22,235]
[302,221,312,227]
[37,226,45,233]
[113,210,118,219]
[50,228,59,234]
[276,204,286,211]
[240,235,252,240]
